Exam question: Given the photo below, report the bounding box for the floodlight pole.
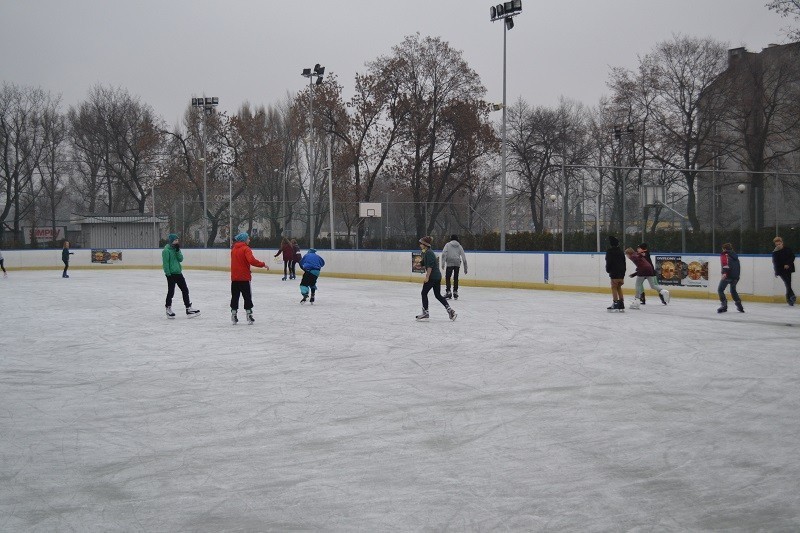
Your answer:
[191,96,218,248]
[302,65,324,249]
[490,1,522,252]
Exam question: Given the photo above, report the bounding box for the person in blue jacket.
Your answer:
[299,248,325,304]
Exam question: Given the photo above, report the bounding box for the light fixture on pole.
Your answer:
[489,0,522,252]
[301,64,325,249]
[323,138,334,250]
[191,96,219,248]
[549,194,558,241]
[738,183,746,251]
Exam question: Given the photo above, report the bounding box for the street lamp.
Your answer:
[191,96,218,248]
[738,183,746,251]
[549,194,558,244]
[301,64,325,249]
[489,0,522,252]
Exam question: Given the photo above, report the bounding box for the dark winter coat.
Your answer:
[62,248,74,263]
[721,250,741,280]
[275,242,294,261]
[292,243,301,262]
[605,246,626,279]
[299,249,325,273]
[628,252,656,277]
[772,246,796,275]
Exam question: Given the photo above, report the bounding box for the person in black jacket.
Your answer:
[605,235,626,311]
[718,243,744,313]
[61,241,74,278]
[772,236,796,306]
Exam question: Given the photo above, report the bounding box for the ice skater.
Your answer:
[274,237,294,281]
[625,247,670,309]
[636,243,654,304]
[290,239,301,279]
[605,236,626,312]
[717,243,744,313]
[299,248,325,304]
[61,241,74,278]
[771,236,796,306]
[231,232,268,324]
[0,248,6,278]
[162,233,200,318]
[440,234,468,300]
[416,236,456,321]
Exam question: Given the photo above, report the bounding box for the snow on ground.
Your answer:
[1,269,799,531]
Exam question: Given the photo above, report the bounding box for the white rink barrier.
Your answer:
[1,247,791,303]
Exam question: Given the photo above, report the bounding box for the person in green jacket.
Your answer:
[162,233,200,319]
[416,236,457,321]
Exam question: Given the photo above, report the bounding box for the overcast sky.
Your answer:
[0,1,790,126]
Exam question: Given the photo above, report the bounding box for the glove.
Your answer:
[629,273,636,278]
[173,243,180,251]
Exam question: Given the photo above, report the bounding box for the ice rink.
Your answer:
[1,268,799,531]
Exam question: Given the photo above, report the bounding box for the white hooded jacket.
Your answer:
[440,239,468,272]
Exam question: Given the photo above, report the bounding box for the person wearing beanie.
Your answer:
[162,233,200,318]
[771,236,796,306]
[625,247,670,309]
[299,248,325,304]
[718,243,744,313]
[230,232,268,324]
[416,236,457,321]
[605,235,626,312]
[440,234,468,300]
[274,237,294,281]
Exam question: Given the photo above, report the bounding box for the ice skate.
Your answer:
[185,306,200,318]
[415,308,430,320]
[300,294,308,304]
[788,295,796,306]
[165,306,176,319]
[246,310,254,324]
[659,289,670,305]
[629,298,640,310]
[310,293,315,304]
[281,276,287,281]
[445,290,452,299]
[640,293,646,305]
[453,290,459,300]
[607,300,624,313]
[447,307,457,321]
[717,305,728,313]
[735,301,744,313]
[231,309,238,325]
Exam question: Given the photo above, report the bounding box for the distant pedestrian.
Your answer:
[636,243,654,304]
[61,241,74,278]
[0,248,6,278]
[772,236,796,306]
[717,243,744,313]
[441,234,468,300]
[290,239,301,280]
[274,237,294,281]
[162,233,200,318]
[625,247,670,309]
[416,236,457,321]
[299,248,325,304]
[231,232,269,324]
[605,236,626,312]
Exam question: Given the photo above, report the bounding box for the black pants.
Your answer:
[777,271,795,300]
[300,271,318,295]
[62,259,69,276]
[289,259,297,278]
[165,274,191,308]
[717,278,740,305]
[421,279,449,310]
[445,266,460,292]
[0,259,5,273]
[282,260,290,278]
[231,280,254,310]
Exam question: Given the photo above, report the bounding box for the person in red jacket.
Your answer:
[274,237,294,281]
[231,232,269,324]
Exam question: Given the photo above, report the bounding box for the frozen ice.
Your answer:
[1,270,799,530]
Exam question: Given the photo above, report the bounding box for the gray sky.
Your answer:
[0,0,790,126]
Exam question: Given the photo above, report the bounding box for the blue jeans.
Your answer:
[717,278,740,306]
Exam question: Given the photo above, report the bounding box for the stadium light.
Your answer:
[489,1,522,252]
[301,64,325,248]
[191,95,219,247]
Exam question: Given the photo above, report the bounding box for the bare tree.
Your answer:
[38,104,69,246]
[766,0,800,40]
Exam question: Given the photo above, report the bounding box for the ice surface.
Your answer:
[1,270,799,531]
